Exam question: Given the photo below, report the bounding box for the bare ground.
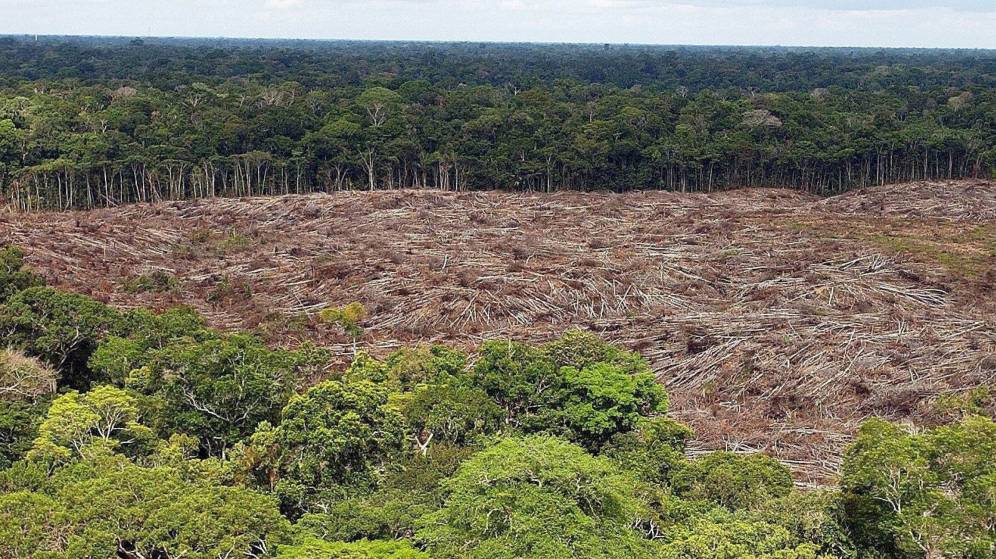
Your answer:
[3,180,995,484]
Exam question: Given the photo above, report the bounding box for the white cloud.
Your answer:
[0,0,994,48]
[265,0,305,8]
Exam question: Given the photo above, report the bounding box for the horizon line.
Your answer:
[4,33,995,52]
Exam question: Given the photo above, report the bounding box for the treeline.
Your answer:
[1,244,994,559]
[4,38,996,92]
[0,38,995,210]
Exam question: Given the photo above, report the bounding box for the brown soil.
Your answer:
[3,179,995,484]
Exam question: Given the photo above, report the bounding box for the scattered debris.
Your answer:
[3,179,994,484]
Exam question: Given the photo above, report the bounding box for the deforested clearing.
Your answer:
[3,179,994,484]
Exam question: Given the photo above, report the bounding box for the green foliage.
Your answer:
[671,451,795,511]
[87,306,213,385]
[934,386,994,421]
[295,442,476,543]
[5,40,996,209]
[28,385,155,466]
[383,345,468,390]
[207,274,254,304]
[555,362,667,449]
[129,334,327,454]
[603,417,693,485]
[0,246,43,304]
[403,380,504,448]
[0,490,68,557]
[275,537,429,559]
[473,340,558,425]
[0,277,982,559]
[660,509,831,559]
[417,435,660,559]
[122,270,179,294]
[345,345,467,391]
[753,491,856,559]
[320,302,368,339]
[543,329,651,378]
[0,287,123,389]
[841,416,996,559]
[0,398,50,468]
[0,38,996,208]
[244,378,405,515]
[5,453,292,559]
[472,332,666,449]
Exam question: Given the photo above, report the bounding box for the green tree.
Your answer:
[671,451,794,511]
[243,378,405,515]
[554,362,667,449]
[660,510,831,559]
[0,491,69,558]
[472,333,667,449]
[296,443,473,543]
[127,333,326,455]
[0,246,43,304]
[417,435,660,559]
[28,385,154,466]
[603,417,693,486]
[0,398,50,469]
[275,537,429,559]
[87,306,214,385]
[31,454,293,559]
[0,287,122,389]
[841,416,995,559]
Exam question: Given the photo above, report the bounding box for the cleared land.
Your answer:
[3,180,995,483]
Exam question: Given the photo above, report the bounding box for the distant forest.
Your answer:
[1,36,995,209]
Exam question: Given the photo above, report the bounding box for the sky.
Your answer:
[2,0,995,49]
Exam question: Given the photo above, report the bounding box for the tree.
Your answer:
[543,329,652,378]
[126,333,327,455]
[0,491,69,558]
[416,435,661,559]
[660,510,830,559]
[0,287,122,389]
[14,454,293,559]
[0,246,43,304]
[603,417,693,486]
[275,538,428,559]
[28,385,154,465]
[0,348,56,402]
[472,332,667,449]
[554,362,667,449]
[841,416,995,559]
[295,442,474,543]
[0,397,50,469]
[671,451,794,511]
[471,339,560,428]
[403,379,504,452]
[243,379,405,516]
[87,306,214,385]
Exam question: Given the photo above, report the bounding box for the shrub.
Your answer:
[122,270,179,294]
[320,302,368,339]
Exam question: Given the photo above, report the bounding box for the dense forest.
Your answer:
[1,244,993,559]
[0,37,995,209]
